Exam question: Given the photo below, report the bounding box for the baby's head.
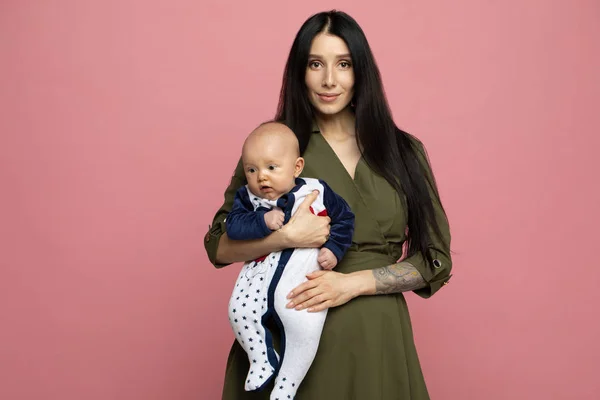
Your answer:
[242,122,304,200]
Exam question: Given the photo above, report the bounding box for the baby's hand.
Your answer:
[264,208,285,231]
[318,247,338,270]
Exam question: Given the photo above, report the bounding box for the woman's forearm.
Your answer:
[215,231,289,264]
[353,262,427,295]
[215,190,330,265]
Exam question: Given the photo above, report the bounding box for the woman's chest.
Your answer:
[320,134,361,179]
[301,135,407,243]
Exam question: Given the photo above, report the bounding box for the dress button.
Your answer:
[433,259,442,268]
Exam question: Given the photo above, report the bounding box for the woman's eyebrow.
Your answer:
[308,53,352,59]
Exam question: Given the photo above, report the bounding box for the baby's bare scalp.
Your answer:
[242,122,300,157]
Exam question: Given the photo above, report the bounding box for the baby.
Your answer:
[226,122,354,400]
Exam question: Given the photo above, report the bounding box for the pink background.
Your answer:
[1,1,599,399]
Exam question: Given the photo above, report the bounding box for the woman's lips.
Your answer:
[317,93,340,102]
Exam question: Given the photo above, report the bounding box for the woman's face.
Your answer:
[305,33,355,117]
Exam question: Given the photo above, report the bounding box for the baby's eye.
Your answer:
[247,168,256,173]
[268,165,277,170]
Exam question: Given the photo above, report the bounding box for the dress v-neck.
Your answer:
[314,132,363,182]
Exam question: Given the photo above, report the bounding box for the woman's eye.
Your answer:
[340,61,351,68]
[309,61,321,68]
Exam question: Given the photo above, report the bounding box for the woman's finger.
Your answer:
[307,270,328,280]
[287,287,322,308]
[294,292,330,310]
[287,277,319,299]
[296,190,319,212]
[307,299,333,313]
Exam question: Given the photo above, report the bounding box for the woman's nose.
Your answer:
[322,67,336,87]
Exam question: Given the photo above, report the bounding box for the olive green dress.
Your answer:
[204,130,452,399]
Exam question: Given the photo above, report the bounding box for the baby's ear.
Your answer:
[294,157,305,177]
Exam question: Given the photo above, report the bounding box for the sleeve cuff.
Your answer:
[403,251,452,299]
[204,220,231,269]
[256,210,274,238]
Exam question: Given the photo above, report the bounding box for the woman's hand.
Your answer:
[280,190,330,248]
[285,270,372,312]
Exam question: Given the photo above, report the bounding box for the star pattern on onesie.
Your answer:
[228,252,280,391]
[228,179,346,400]
[227,254,304,398]
[271,375,298,399]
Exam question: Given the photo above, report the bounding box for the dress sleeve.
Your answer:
[204,157,246,268]
[403,138,453,298]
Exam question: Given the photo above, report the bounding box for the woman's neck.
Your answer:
[315,107,355,140]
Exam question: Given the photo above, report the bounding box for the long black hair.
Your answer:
[275,10,446,265]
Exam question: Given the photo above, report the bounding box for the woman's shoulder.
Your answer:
[398,131,428,162]
[404,131,425,150]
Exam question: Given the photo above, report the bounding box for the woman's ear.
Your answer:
[294,157,305,177]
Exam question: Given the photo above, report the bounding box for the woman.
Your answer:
[205,10,452,400]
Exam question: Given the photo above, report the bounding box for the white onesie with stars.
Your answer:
[226,178,354,400]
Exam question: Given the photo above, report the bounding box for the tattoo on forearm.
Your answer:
[372,262,427,294]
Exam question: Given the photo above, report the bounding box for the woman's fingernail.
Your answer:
[307,308,314,312]
[295,305,303,310]
[287,292,293,298]
[286,302,294,308]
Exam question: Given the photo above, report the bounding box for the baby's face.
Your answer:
[242,135,302,200]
